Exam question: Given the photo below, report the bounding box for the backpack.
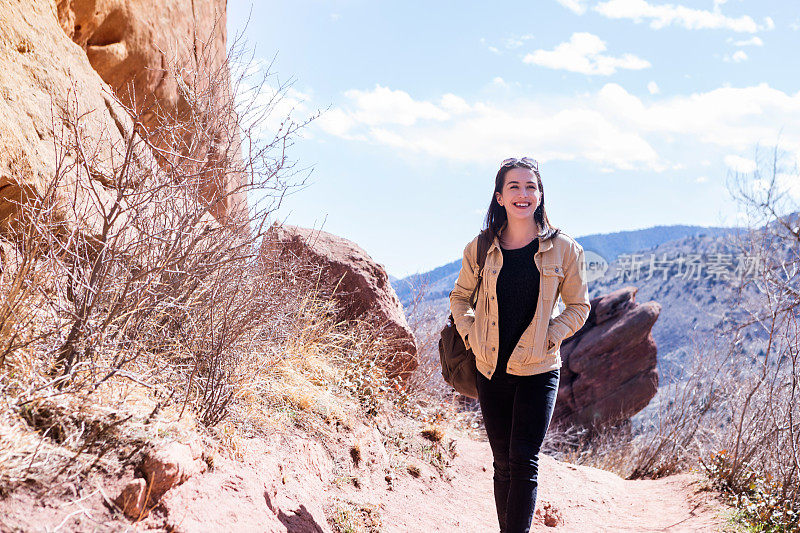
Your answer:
[438,229,491,399]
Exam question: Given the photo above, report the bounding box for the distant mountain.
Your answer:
[392,219,796,390]
[392,223,738,308]
[588,230,770,382]
[572,224,735,268]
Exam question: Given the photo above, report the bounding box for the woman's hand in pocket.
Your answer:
[545,322,561,352]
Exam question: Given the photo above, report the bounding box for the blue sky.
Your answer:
[227,1,800,278]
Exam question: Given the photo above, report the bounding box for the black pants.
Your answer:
[477,367,560,533]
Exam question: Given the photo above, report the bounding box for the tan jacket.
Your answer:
[449,229,591,379]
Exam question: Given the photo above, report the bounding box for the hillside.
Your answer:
[394,222,773,386]
[0,2,772,531]
[392,223,737,307]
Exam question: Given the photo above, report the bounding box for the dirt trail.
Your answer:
[0,424,736,532]
[378,436,734,532]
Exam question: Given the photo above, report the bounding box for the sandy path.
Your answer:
[379,436,733,532]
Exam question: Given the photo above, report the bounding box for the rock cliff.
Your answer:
[0,0,240,236]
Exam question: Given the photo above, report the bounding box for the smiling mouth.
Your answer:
[513,202,531,208]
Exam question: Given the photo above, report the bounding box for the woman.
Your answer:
[450,157,590,533]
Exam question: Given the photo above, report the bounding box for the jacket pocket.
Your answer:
[467,318,477,346]
[545,321,562,354]
[541,263,564,302]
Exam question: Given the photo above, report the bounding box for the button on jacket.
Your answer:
[449,230,591,379]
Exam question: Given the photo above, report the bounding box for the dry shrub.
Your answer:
[0,18,419,494]
[544,146,799,532]
[0,26,344,491]
[403,276,450,398]
[400,274,479,429]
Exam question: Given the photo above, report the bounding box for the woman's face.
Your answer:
[495,167,541,222]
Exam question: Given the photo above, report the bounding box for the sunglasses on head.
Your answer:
[501,157,539,172]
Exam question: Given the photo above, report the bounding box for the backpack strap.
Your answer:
[469,229,492,307]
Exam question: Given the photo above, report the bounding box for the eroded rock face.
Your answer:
[0,0,146,234]
[553,286,660,430]
[267,224,418,380]
[0,0,240,235]
[55,0,243,221]
[56,0,227,126]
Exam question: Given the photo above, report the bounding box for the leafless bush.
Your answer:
[543,334,741,478]
[0,25,321,434]
[402,275,459,404]
[544,146,799,529]
[706,145,800,526]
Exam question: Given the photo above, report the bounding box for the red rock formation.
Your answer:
[55,0,244,221]
[0,0,242,235]
[0,0,148,233]
[553,286,660,430]
[114,441,207,519]
[56,0,228,124]
[267,224,418,380]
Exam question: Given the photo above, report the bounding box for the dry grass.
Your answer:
[328,497,382,533]
[0,26,419,507]
[541,147,800,532]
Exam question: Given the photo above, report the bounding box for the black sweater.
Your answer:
[495,238,540,375]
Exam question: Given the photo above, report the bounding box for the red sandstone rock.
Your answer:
[55,0,244,221]
[0,0,149,234]
[0,0,241,237]
[56,0,227,124]
[553,286,660,429]
[141,441,207,500]
[114,478,147,520]
[266,224,418,379]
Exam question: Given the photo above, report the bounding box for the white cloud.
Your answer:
[648,81,660,94]
[236,78,314,141]
[488,46,500,54]
[439,93,471,114]
[343,85,450,126]
[505,34,534,49]
[492,77,509,88]
[317,108,362,139]
[316,83,800,174]
[695,176,708,183]
[522,32,651,75]
[725,155,757,173]
[733,50,748,62]
[594,0,770,33]
[728,36,763,46]
[778,172,800,200]
[724,50,748,62]
[556,0,588,15]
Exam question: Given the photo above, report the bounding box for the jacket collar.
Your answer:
[488,222,554,254]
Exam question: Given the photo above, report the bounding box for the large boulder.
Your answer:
[553,286,660,430]
[56,0,228,126]
[267,224,418,380]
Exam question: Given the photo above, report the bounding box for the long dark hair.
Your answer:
[483,161,560,241]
